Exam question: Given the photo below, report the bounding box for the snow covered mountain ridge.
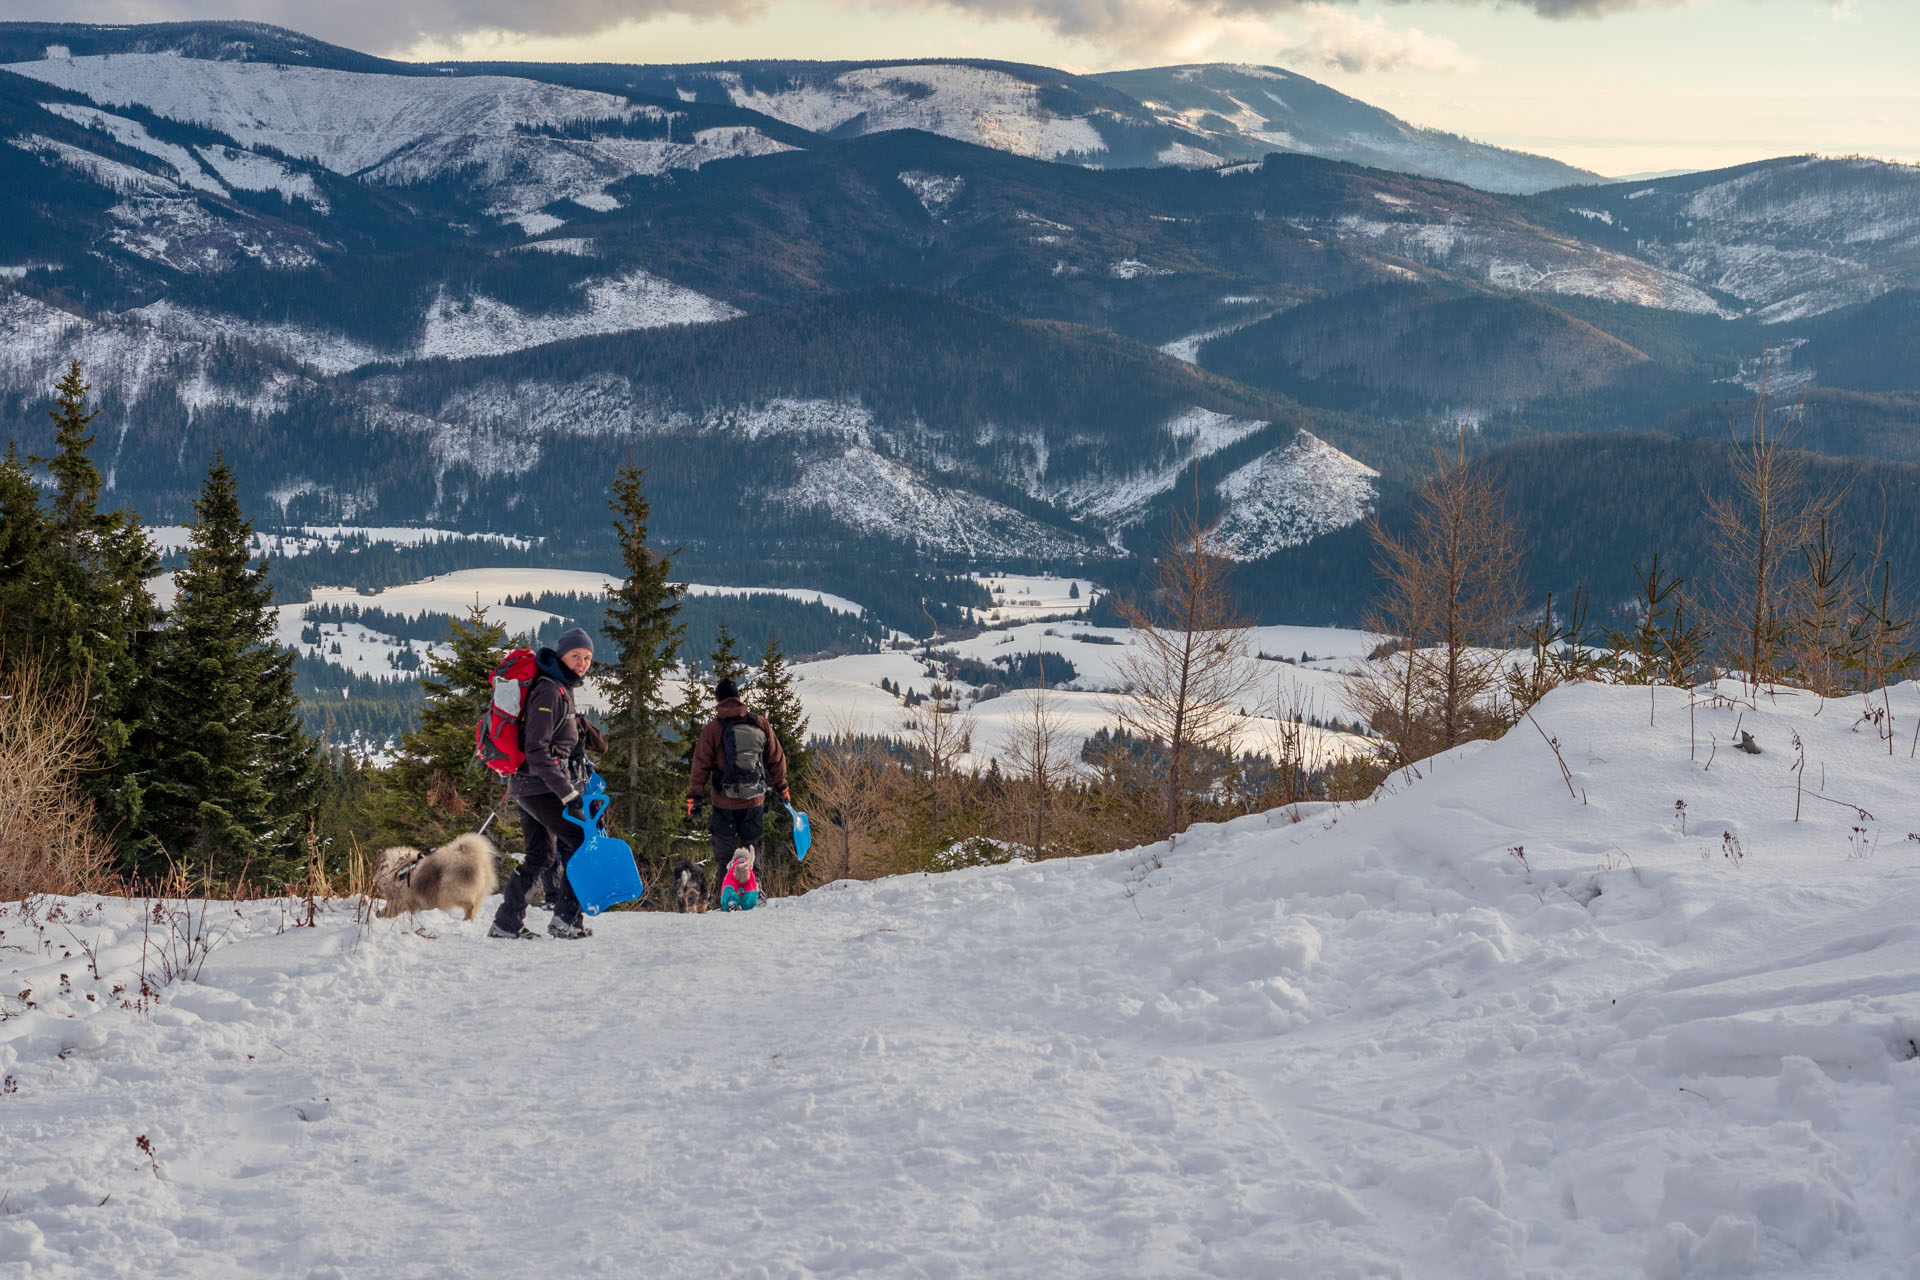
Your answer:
[2,19,1917,582]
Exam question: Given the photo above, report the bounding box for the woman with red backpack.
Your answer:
[489,627,602,940]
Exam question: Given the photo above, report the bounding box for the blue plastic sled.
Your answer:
[781,799,812,862]
[564,770,644,916]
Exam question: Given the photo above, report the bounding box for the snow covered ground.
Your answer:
[973,573,1101,624]
[7,681,1920,1276]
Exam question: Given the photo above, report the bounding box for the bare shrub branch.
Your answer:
[0,660,114,899]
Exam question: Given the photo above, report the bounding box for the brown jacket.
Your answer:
[688,698,788,810]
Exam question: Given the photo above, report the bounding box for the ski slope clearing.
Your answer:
[7,682,1919,1276]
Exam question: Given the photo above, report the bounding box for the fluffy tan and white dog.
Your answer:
[374,834,499,921]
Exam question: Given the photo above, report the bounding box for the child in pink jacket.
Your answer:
[719,849,760,911]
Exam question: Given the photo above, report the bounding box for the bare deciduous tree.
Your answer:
[1345,437,1524,768]
[809,725,894,881]
[1109,500,1255,840]
[1784,517,1856,700]
[904,683,974,836]
[1002,664,1080,858]
[1705,377,1838,692]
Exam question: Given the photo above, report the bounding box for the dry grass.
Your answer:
[0,661,115,900]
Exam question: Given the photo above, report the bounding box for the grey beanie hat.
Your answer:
[556,627,594,659]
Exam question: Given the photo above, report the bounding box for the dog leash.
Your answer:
[476,794,507,838]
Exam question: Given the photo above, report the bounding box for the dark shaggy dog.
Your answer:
[671,860,709,914]
[375,834,499,921]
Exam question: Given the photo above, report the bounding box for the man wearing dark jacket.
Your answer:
[687,677,789,904]
[490,627,598,940]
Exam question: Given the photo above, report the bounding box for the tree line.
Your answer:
[2,361,315,891]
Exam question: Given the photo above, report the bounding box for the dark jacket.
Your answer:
[509,649,583,801]
[688,697,788,811]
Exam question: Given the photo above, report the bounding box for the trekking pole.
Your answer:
[476,791,508,837]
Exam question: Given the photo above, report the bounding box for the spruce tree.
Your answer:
[129,456,316,885]
[21,364,159,834]
[370,603,517,850]
[710,621,747,692]
[754,634,816,896]
[672,656,710,775]
[600,462,686,858]
[0,441,51,660]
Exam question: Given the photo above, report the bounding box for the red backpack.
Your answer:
[475,648,540,775]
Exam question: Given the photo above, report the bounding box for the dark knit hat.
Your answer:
[714,677,738,702]
[556,627,594,660]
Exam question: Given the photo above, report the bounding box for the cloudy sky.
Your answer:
[13,0,1914,175]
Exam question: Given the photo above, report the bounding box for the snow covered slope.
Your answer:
[7,681,1920,1275]
[1095,63,1601,194]
[722,63,1105,161]
[782,445,1101,561]
[1548,157,1920,322]
[134,267,740,372]
[629,56,1600,191]
[1210,431,1379,560]
[6,53,794,226]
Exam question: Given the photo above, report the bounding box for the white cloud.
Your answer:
[41,0,1744,58]
[1274,4,1477,74]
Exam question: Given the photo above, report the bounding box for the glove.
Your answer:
[772,785,792,806]
[686,795,703,819]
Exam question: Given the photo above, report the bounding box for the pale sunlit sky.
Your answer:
[13,0,1916,177]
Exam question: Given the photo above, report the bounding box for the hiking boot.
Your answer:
[488,923,537,939]
[547,917,593,940]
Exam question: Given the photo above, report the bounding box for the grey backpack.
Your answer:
[719,715,768,801]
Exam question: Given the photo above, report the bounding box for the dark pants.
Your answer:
[494,792,585,932]
[709,804,764,899]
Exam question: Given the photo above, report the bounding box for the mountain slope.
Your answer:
[0,21,1603,192]
[1533,157,1920,324]
[0,287,1383,565]
[492,54,1601,192]
[1091,63,1599,193]
[1236,431,1920,624]
[5,50,797,235]
[1198,282,1653,413]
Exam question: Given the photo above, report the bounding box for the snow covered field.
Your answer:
[974,573,1101,624]
[797,620,1377,768]
[6,682,1920,1276]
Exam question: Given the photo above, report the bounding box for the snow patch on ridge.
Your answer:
[727,65,1104,162]
[133,268,738,372]
[40,102,224,193]
[6,55,795,227]
[1335,214,1727,315]
[1209,431,1378,560]
[416,270,739,362]
[785,447,1096,559]
[899,170,964,217]
[1051,407,1266,536]
[194,144,326,209]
